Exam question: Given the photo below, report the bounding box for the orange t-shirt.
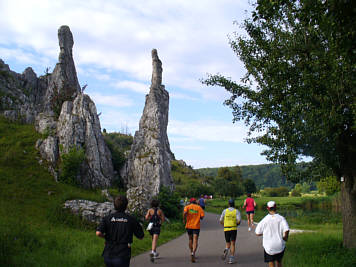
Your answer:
[184,203,205,229]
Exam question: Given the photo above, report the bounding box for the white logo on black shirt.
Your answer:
[111,217,128,222]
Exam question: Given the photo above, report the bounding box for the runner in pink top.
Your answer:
[243,193,257,231]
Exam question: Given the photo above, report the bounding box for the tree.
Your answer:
[243,178,257,194]
[203,0,356,248]
[317,176,340,196]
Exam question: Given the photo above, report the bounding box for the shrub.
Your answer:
[261,186,289,197]
[59,147,85,185]
[317,176,340,196]
[291,189,301,197]
[157,186,181,219]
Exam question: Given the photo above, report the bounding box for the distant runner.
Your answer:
[145,199,165,263]
[183,197,205,263]
[255,201,289,267]
[243,193,257,231]
[198,195,206,210]
[219,199,241,264]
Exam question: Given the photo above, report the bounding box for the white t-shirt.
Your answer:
[255,213,289,255]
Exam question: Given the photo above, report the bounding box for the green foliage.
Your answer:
[197,164,295,190]
[242,178,257,194]
[59,147,85,185]
[0,117,184,266]
[261,187,289,197]
[157,186,181,219]
[103,132,133,188]
[202,0,356,183]
[317,176,340,196]
[171,160,214,197]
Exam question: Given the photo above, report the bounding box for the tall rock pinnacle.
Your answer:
[122,49,175,215]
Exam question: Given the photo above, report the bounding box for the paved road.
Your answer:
[131,212,265,266]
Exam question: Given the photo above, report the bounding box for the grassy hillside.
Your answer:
[0,117,183,266]
[197,164,295,189]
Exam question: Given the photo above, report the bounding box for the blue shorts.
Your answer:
[186,228,200,236]
[246,211,255,215]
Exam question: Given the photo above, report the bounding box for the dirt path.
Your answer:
[131,212,265,266]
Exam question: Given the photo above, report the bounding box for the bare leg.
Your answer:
[192,234,199,254]
[226,241,231,250]
[188,235,193,253]
[250,213,255,228]
[152,234,159,252]
[276,260,282,267]
[230,240,236,256]
[246,214,251,227]
[268,261,275,267]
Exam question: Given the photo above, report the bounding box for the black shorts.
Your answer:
[186,229,200,236]
[224,230,237,242]
[149,226,161,236]
[246,211,255,215]
[264,249,285,262]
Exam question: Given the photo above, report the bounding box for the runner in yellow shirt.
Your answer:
[183,197,205,262]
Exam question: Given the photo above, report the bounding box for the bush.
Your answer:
[157,186,181,219]
[261,186,289,197]
[317,176,340,196]
[291,189,301,197]
[59,147,85,185]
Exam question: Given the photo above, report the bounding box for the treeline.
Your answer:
[197,164,295,190]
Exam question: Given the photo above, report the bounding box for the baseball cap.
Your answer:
[267,201,276,208]
[190,197,196,203]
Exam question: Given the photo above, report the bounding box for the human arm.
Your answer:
[283,230,289,241]
[200,207,205,220]
[145,209,151,221]
[236,209,241,225]
[253,200,257,207]
[96,231,105,238]
[133,219,144,240]
[255,219,264,236]
[243,199,246,209]
[158,209,165,224]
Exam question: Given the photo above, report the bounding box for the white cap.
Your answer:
[267,201,276,208]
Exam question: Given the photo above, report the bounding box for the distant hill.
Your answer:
[196,164,295,189]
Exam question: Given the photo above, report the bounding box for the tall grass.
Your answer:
[0,117,184,266]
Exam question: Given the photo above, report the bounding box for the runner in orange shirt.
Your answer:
[183,197,205,262]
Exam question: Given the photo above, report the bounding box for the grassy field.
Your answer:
[206,196,356,266]
[0,117,184,266]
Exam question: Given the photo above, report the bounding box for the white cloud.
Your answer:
[88,92,134,108]
[113,80,149,94]
[168,119,248,143]
[0,0,251,100]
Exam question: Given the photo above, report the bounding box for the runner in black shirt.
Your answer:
[96,195,144,267]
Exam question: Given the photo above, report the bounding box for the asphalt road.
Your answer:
[131,212,265,266]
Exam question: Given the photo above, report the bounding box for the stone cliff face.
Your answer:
[0,26,114,188]
[122,49,175,214]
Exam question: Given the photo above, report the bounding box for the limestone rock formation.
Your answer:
[0,25,114,188]
[122,49,175,213]
[64,199,115,224]
[57,93,114,188]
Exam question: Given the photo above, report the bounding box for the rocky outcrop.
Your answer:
[122,49,174,214]
[0,25,114,188]
[64,200,115,224]
[57,93,114,188]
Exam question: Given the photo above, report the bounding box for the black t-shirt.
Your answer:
[97,212,144,258]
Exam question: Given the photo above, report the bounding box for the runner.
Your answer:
[255,201,290,267]
[219,199,241,264]
[96,195,144,267]
[145,199,165,263]
[198,195,206,210]
[243,193,257,231]
[183,197,205,263]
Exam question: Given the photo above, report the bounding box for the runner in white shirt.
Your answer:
[255,201,289,267]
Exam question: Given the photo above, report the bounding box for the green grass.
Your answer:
[207,196,355,266]
[0,117,184,266]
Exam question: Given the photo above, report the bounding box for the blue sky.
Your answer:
[0,0,270,168]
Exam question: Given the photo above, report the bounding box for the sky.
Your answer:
[0,0,270,168]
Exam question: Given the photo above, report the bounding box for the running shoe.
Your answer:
[191,253,195,263]
[228,256,235,264]
[221,248,229,260]
[248,227,251,231]
[153,252,160,259]
[149,252,154,263]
